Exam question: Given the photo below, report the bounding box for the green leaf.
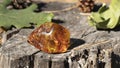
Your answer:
[89,0,120,29]
[0,0,54,29]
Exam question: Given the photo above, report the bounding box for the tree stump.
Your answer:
[0,2,120,68]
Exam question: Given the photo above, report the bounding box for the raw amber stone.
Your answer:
[28,22,70,53]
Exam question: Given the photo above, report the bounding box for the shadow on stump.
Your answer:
[69,38,85,50]
[112,52,120,68]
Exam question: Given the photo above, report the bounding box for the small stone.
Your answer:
[28,22,70,53]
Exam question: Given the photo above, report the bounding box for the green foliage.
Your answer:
[89,0,120,29]
[0,0,54,29]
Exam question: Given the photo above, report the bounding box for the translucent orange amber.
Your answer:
[28,22,70,53]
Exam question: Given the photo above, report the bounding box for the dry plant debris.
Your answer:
[77,0,95,13]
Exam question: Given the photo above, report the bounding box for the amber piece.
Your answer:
[28,22,70,53]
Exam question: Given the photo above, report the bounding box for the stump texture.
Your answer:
[0,1,120,68]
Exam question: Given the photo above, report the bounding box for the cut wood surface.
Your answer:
[0,1,120,68]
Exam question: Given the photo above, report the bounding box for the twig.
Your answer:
[42,4,79,13]
[42,3,91,16]
[79,12,91,16]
